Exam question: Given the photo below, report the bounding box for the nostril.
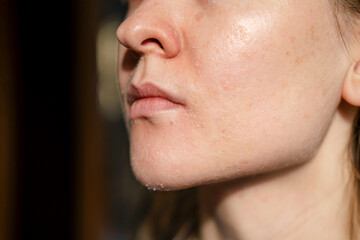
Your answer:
[141,38,164,50]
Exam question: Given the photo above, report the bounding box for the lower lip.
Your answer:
[130,97,181,119]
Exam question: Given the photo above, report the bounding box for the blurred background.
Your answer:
[0,0,151,239]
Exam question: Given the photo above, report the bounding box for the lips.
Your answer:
[127,83,183,119]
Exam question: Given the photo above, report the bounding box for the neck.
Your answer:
[198,104,356,240]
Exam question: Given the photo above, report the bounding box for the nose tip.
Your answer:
[116,14,181,58]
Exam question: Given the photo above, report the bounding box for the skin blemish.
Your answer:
[195,12,204,22]
[310,25,315,40]
[196,0,209,5]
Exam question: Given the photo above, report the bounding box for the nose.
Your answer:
[116,5,181,58]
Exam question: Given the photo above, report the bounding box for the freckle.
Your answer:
[290,36,296,43]
[272,115,280,121]
[198,0,209,5]
[303,113,310,119]
[282,82,289,89]
[260,195,269,203]
[245,142,253,152]
[195,12,203,22]
[310,25,315,40]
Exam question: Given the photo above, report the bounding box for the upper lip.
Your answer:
[127,83,183,106]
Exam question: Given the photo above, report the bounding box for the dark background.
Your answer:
[0,0,150,239]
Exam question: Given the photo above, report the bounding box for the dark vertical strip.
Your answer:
[15,0,75,239]
[71,0,105,239]
[0,0,18,239]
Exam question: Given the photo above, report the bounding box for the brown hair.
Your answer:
[134,1,360,239]
[349,110,360,239]
[339,0,360,14]
[135,188,198,240]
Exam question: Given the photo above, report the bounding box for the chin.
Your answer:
[128,116,209,191]
[130,148,199,191]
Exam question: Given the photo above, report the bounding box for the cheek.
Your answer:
[190,2,343,115]
[183,3,345,169]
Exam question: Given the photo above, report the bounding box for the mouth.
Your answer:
[127,83,184,119]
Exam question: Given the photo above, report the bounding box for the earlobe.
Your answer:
[342,62,360,107]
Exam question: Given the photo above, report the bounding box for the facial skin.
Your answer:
[117,0,351,190]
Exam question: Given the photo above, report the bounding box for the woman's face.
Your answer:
[117,0,350,190]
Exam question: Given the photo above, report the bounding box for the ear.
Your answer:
[342,62,360,107]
